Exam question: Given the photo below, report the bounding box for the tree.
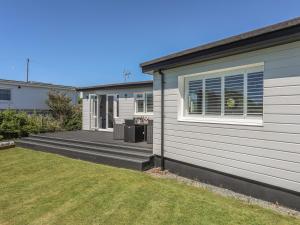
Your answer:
[46,91,73,126]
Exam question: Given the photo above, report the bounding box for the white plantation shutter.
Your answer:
[225,74,244,115]
[184,65,264,121]
[188,80,203,114]
[247,72,264,116]
[205,77,221,115]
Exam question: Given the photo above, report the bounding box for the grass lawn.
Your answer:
[0,148,299,225]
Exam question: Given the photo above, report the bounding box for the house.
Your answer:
[0,79,78,113]
[140,17,300,210]
[77,80,153,131]
[17,17,300,211]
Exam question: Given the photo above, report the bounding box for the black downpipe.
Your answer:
[158,70,165,170]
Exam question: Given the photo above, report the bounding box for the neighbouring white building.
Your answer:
[0,79,78,112]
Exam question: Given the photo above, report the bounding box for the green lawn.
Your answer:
[0,148,299,225]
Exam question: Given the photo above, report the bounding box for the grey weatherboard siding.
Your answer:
[152,41,300,193]
[82,86,153,130]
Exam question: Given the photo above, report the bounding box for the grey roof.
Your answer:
[0,79,76,90]
[141,16,300,73]
[77,80,153,91]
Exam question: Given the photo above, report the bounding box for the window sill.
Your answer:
[134,113,154,116]
[177,116,263,127]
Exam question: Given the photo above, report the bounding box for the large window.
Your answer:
[182,63,264,125]
[134,91,153,114]
[0,89,11,101]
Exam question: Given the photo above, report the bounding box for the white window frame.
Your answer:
[0,88,11,102]
[178,62,264,126]
[134,91,153,115]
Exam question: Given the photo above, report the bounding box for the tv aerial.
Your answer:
[123,69,132,82]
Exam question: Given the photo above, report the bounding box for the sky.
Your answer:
[0,0,299,87]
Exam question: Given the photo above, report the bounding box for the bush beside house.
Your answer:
[0,91,82,140]
[47,91,82,131]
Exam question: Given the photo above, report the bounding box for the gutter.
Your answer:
[158,70,165,170]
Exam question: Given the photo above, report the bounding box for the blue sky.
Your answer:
[0,0,299,87]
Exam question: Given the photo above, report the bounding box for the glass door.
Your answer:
[107,95,114,129]
[99,95,107,129]
[89,94,98,130]
[90,94,116,131]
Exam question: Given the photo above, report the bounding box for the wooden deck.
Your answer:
[36,130,152,149]
[16,130,154,171]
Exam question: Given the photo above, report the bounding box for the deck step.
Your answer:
[21,137,152,160]
[16,140,154,171]
[29,134,152,153]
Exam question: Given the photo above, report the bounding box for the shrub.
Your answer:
[0,92,82,140]
[46,91,73,126]
[0,110,28,139]
[25,114,62,134]
[0,110,62,140]
[46,91,82,131]
[64,104,82,131]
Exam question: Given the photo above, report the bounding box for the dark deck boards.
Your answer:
[36,130,152,150]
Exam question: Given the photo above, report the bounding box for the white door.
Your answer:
[89,94,98,130]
